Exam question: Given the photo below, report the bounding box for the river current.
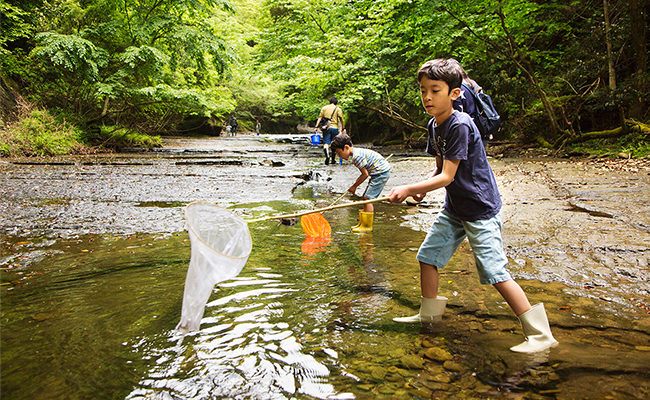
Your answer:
[2,135,649,399]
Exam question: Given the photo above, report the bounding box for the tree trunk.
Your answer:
[628,0,648,118]
[563,120,650,146]
[441,5,564,136]
[495,10,563,135]
[603,0,617,90]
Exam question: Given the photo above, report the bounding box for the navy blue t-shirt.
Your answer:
[425,111,501,221]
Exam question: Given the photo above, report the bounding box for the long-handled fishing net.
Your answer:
[300,191,347,237]
[300,154,394,237]
[178,197,390,332]
[176,201,252,332]
[249,196,390,222]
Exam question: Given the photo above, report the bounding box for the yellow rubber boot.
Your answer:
[350,210,363,230]
[351,211,373,232]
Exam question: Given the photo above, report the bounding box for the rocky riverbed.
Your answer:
[1,134,649,399]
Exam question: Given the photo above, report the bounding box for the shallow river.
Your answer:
[1,135,649,399]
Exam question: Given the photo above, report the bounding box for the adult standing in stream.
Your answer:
[315,96,345,165]
[229,115,238,136]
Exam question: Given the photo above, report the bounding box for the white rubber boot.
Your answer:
[393,296,447,323]
[510,303,559,353]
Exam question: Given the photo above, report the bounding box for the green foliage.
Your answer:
[3,0,648,152]
[5,0,239,139]
[80,126,162,150]
[120,46,169,83]
[0,109,84,156]
[253,0,648,142]
[32,33,109,82]
[136,85,235,118]
[565,133,650,159]
[0,2,35,55]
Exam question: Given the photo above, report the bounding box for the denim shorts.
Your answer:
[416,209,512,285]
[323,128,339,144]
[363,171,390,199]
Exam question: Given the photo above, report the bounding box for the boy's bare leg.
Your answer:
[493,279,532,316]
[364,203,374,213]
[420,261,439,298]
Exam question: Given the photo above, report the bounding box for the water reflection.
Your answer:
[127,278,345,399]
[3,199,649,399]
[301,236,331,256]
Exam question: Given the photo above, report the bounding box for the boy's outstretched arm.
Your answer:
[388,159,460,203]
[348,167,369,195]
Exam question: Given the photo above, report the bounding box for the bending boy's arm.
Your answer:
[388,159,460,203]
[348,167,369,194]
[432,157,443,177]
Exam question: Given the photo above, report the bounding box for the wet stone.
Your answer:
[424,346,453,362]
[468,321,484,331]
[421,337,445,348]
[423,381,452,391]
[443,360,464,372]
[370,366,388,380]
[457,373,479,389]
[399,354,425,369]
[377,384,395,394]
[412,386,433,398]
[427,373,451,383]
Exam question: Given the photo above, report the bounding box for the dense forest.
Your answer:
[1,0,649,156]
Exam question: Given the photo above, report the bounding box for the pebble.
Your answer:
[424,347,453,362]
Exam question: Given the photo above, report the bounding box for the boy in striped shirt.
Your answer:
[331,133,391,232]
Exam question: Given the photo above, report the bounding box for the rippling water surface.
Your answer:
[3,138,650,399]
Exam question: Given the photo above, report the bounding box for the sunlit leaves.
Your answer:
[32,32,108,82]
[0,2,34,54]
[121,46,169,75]
[137,85,235,117]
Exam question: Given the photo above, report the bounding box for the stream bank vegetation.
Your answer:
[1,0,648,158]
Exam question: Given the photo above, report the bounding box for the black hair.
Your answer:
[417,59,463,93]
[331,133,353,151]
[448,58,479,89]
[329,96,338,105]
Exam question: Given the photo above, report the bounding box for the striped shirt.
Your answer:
[352,148,390,176]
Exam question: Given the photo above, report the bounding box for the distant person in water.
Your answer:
[315,96,345,165]
[230,115,238,136]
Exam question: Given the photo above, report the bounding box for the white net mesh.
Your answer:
[176,201,252,332]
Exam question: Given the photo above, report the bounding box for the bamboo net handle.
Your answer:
[326,192,349,208]
[247,196,391,223]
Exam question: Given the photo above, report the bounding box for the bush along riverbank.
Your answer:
[1,108,162,157]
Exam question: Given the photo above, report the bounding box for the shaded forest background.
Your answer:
[1,0,648,156]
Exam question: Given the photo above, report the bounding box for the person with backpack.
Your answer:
[388,58,558,354]
[451,60,501,148]
[229,115,238,136]
[315,96,345,165]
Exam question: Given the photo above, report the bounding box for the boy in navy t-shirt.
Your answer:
[388,58,558,353]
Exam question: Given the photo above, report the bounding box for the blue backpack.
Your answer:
[469,86,501,139]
